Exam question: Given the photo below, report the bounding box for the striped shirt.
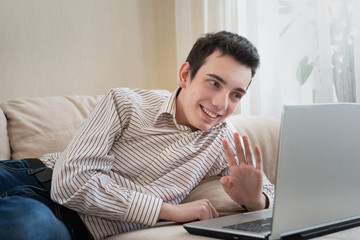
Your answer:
[40,88,274,240]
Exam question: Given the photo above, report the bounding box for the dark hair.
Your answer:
[185,31,260,79]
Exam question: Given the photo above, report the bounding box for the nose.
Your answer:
[212,90,228,110]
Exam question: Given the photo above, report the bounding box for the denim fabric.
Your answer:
[0,160,71,240]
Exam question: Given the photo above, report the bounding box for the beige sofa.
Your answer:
[0,92,281,240]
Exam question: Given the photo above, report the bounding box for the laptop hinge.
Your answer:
[281,218,360,240]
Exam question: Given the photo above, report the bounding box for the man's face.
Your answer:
[176,50,252,131]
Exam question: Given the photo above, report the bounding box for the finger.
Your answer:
[206,201,213,219]
[234,132,246,165]
[254,145,263,171]
[208,201,219,218]
[203,200,218,219]
[242,135,253,166]
[222,139,236,167]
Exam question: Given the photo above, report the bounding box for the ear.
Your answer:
[178,62,191,89]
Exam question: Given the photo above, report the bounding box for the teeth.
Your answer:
[202,106,217,118]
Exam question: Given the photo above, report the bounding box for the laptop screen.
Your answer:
[271,104,360,238]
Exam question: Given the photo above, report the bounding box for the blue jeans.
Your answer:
[0,160,71,240]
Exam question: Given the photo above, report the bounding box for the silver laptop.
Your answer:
[184,103,360,239]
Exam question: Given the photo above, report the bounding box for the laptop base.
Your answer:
[184,225,268,240]
[282,217,360,240]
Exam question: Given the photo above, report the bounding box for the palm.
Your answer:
[221,133,265,211]
[223,164,263,205]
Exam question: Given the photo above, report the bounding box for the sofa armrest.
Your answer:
[0,106,11,160]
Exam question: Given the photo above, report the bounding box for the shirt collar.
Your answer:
[158,87,179,117]
[154,88,182,129]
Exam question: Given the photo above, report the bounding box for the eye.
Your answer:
[231,92,243,101]
[209,80,220,88]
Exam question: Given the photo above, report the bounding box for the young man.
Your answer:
[0,31,274,240]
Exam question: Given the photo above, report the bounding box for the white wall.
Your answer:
[0,0,178,102]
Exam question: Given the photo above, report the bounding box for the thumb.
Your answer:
[220,176,233,192]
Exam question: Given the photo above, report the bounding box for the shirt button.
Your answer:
[141,177,147,182]
[165,152,171,157]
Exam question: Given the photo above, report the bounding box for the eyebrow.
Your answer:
[207,73,247,94]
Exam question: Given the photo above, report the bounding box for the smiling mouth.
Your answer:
[201,106,219,119]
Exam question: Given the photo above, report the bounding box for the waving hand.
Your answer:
[220,132,267,211]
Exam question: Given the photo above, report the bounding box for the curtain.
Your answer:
[175,0,360,118]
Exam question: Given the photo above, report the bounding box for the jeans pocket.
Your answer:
[1,185,54,211]
[0,160,28,172]
[1,185,46,199]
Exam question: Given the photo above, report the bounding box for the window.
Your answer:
[175,0,360,118]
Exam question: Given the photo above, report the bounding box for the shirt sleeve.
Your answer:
[50,88,163,227]
[40,152,62,169]
[262,172,275,209]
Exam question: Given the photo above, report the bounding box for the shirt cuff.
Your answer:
[125,191,163,227]
[263,188,274,209]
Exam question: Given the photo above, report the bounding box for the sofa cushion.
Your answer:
[1,95,103,160]
[0,107,11,160]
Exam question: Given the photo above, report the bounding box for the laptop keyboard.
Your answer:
[223,217,272,233]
